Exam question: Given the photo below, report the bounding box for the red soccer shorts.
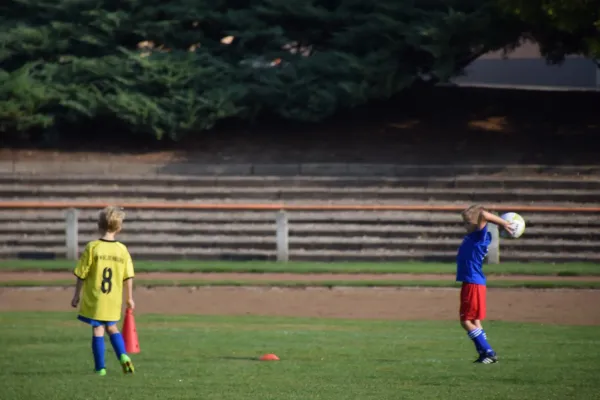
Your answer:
[459,282,487,321]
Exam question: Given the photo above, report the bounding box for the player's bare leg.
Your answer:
[93,325,105,336]
[106,324,134,374]
[460,320,479,332]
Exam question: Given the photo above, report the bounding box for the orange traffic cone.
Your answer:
[259,353,279,361]
[122,308,140,354]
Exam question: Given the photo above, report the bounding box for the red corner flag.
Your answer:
[122,308,140,354]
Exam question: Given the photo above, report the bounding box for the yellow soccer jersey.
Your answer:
[73,239,135,322]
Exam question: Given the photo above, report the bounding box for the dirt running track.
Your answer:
[2,285,600,326]
[1,272,600,325]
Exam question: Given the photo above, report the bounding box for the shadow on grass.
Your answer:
[9,370,74,376]
[373,359,399,363]
[216,356,263,362]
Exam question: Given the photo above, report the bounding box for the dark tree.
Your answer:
[0,0,522,140]
[497,0,600,65]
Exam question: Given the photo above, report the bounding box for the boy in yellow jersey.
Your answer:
[71,206,135,376]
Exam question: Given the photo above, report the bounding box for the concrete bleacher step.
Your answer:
[2,181,600,202]
[1,246,598,263]
[4,161,600,177]
[3,234,599,252]
[2,175,600,190]
[4,223,600,241]
[0,210,598,226]
[5,178,600,192]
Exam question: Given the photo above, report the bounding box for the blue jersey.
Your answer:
[456,224,491,285]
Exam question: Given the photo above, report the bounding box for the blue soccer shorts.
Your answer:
[77,315,118,327]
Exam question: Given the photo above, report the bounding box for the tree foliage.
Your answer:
[0,1,532,140]
[498,0,600,65]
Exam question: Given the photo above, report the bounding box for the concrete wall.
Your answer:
[454,42,599,89]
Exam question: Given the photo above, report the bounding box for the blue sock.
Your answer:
[92,336,105,371]
[109,332,127,360]
[471,335,484,354]
[468,328,494,355]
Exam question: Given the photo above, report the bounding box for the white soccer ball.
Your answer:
[499,212,526,239]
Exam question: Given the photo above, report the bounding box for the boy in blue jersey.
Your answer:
[456,205,515,364]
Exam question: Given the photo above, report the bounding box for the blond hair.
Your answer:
[98,206,125,233]
[461,204,485,225]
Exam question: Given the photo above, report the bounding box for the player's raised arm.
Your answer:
[481,210,515,236]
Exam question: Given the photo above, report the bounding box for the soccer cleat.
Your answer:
[96,368,107,376]
[120,354,135,374]
[474,352,498,364]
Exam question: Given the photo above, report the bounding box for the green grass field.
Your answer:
[1,260,599,276]
[1,312,599,400]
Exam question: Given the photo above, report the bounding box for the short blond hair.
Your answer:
[98,206,125,233]
[461,204,485,225]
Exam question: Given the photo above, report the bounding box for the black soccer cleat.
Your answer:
[474,352,498,364]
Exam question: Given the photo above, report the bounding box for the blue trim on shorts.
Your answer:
[78,315,118,327]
